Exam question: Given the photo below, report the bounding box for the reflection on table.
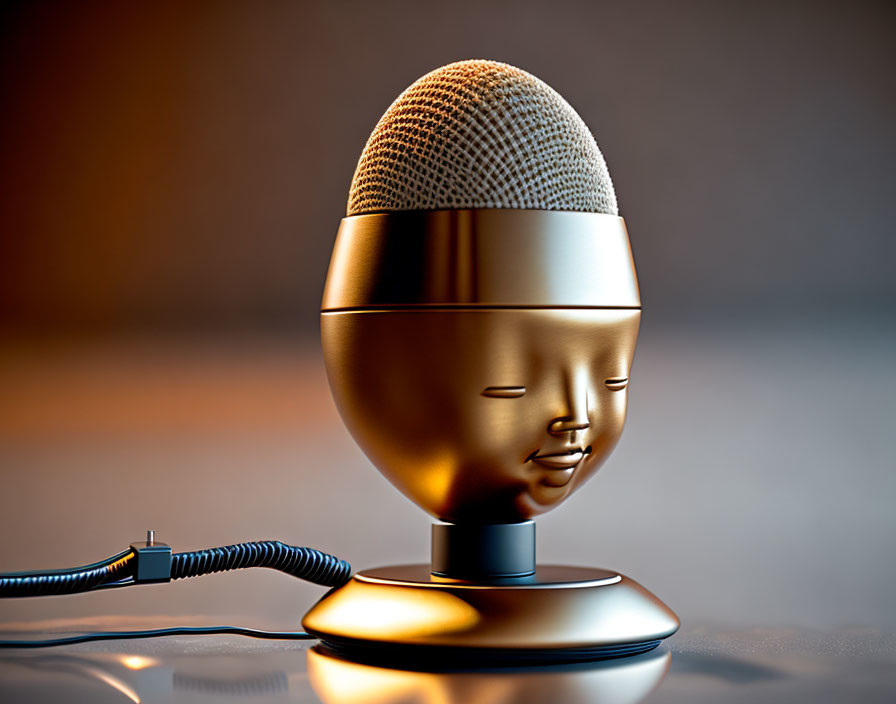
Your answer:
[307,645,669,704]
[0,641,669,704]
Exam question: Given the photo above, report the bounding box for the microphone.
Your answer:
[346,59,618,216]
[304,60,678,664]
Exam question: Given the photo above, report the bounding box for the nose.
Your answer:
[548,416,590,435]
[547,369,590,436]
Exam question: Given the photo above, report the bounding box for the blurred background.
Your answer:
[0,0,894,634]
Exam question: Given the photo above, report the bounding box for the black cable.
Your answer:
[0,626,316,649]
[0,550,135,597]
[171,540,352,588]
[0,540,352,598]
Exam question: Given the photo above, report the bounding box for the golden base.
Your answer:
[302,564,678,664]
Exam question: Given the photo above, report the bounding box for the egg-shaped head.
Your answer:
[321,61,640,523]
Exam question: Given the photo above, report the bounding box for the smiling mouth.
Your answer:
[527,446,593,471]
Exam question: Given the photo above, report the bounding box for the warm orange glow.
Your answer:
[307,646,672,704]
[84,666,141,703]
[119,655,158,671]
[308,650,423,704]
[313,585,480,639]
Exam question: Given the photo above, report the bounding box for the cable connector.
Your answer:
[129,530,172,584]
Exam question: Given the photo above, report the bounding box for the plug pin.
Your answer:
[131,531,171,583]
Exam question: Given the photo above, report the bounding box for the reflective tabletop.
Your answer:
[1,622,894,703]
[1,327,894,702]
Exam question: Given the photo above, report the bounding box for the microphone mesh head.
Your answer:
[347,60,618,216]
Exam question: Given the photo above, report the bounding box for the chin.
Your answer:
[516,483,573,519]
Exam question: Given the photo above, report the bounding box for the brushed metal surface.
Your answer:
[302,564,679,650]
[321,309,640,523]
[321,210,640,310]
[313,205,675,651]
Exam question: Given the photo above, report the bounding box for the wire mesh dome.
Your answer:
[347,60,618,216]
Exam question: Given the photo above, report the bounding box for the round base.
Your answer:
[302,564,678,664]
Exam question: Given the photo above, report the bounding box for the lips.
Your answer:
[529,445,591,488]
[530,449,585,470]
[528,447,592,488]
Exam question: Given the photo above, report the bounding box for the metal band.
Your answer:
[431,521,536,579]
[321,210,640,310]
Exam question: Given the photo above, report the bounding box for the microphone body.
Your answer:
[303,60,678,663]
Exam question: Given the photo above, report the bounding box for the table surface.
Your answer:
[1,326,894,702]
[1,623,895,703]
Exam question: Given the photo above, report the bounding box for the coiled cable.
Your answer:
[0,550,135,597]
[0,539,351,598]
[170,541,352,587]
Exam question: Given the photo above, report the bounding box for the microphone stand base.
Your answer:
[302,564,678,666]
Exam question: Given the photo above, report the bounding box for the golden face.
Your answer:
[322,308,640,523]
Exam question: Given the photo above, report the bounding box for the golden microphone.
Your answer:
[303,60,678,664]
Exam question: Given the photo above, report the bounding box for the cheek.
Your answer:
[461,398,543,461]
[589,390,628,440]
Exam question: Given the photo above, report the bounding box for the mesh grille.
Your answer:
[347,60,618,216]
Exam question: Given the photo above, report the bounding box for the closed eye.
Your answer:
[604,377,629,391]
[482,386,526,398]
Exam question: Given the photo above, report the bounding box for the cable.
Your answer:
[0,538,352,598]
[0,550,135,597]
[0,536,347,649]
[0,626,316,649]
[171,541,351,587]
